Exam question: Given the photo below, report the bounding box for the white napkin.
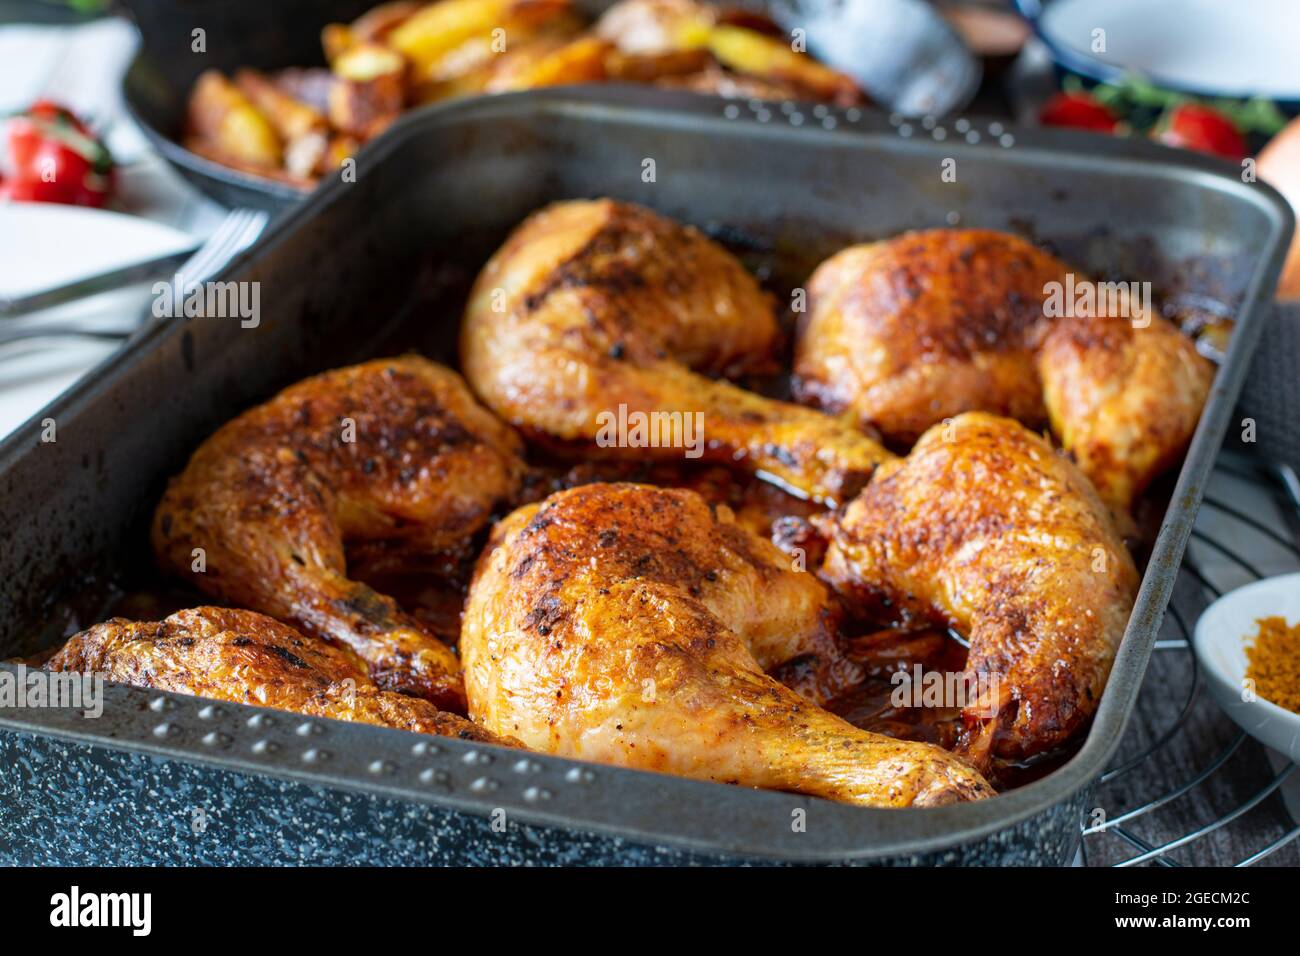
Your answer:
[0,18,150,164]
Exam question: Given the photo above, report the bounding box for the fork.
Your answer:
[0,207,268,350]
[162,207,269,306]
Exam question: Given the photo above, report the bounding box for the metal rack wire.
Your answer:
[1080,453,1300,867]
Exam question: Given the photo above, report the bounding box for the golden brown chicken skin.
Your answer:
[461,199,893,506]
[460,482,994,807]
[152,356,525,713]
[820,413,1140,763]
[43,607,509,743]
[793,229,1214,514]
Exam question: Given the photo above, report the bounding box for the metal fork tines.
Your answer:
[0,207,268,351]
[165,207,268,301]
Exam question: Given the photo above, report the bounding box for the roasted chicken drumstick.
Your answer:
[461,199,893,505]
[461,482,994,807]
[43,607,508,742]
[819,413,1140,763]
[794,229,1214,514]
[153,356,525,712]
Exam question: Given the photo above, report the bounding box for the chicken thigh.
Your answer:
[152,356,525,712]
[794,229,1213,514]
[819,413,1140,763]
[43,606,508,742]
[460,482,993,807]
[461,199,893,505]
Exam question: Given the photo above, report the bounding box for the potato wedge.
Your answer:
[410,65,495,104]
[187,70,282,168]
[334,40,409,83]
[322,23,357,63]
[351,1,422,42]
[282,130,329,179]
[594,0,713,55]
[329,42,407,139]
[388,0,575,78]
[184,137,309,187]
[707,25,862,104]
[235,69,327,142]
[486,35,611,91]
[605,46,710,82]
[323,2,420,63]
[656,64,805,102]
[316,133,361,176]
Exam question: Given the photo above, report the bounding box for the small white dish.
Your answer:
[1193,572,1300,764]
[1022,0,1300,104]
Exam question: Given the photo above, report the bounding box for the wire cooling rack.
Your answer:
[1080,452,1300,867]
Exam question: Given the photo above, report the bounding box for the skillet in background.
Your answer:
[116,0,979,210]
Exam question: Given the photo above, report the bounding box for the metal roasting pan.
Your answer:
[0,87,1292,865]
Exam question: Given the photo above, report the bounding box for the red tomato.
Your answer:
[1156,103,1248,161]
[1038,92,1119,133]
[3,99,114,207]
[1,176,75,204]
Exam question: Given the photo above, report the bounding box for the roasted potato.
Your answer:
[605,46,711,83]
[182,0,865,186]
[323,0,421,62]
[656,64,807,102]
[706,25,863,105]
[328,43,408,139]
[485,35,612,91]
[183,137,310,188]
[594,0,713,54]
[235,70,327,142]
[407,5,586,102]
[316,133,362,176]
[350,1,423,42]
[388,0,576,78]
[186,70,282,169]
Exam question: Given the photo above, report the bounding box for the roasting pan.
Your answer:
[0,88,1291,865]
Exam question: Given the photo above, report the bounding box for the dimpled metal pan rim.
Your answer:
[0,87,1292,863]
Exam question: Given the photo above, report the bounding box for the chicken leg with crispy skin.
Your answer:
[43,606,510,743]
[819,413,1140,764]
[152,356,526,712]
[461,482,993,807]
[793,229,1213,514]
[460,199,894,505]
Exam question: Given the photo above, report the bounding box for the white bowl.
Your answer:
[1028,0,1300,103]
[1193,572,1300,764]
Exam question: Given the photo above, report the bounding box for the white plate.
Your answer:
[1193,572,1300,764]
[0,201,194,442]
[1037,0,1300,101]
